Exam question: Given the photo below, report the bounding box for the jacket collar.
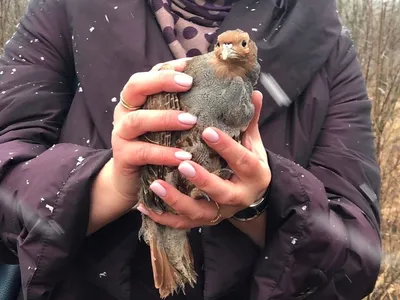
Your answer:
[211,0,342,120]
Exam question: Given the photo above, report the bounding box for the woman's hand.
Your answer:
[88,58,197,235]
[136,91,271,246]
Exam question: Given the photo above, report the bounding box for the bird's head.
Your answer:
[213,29,257,63]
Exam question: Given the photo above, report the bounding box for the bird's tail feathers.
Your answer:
[139,216,197,299]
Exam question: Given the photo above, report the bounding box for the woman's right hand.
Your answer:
[88,58,196,234]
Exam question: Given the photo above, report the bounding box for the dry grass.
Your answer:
[0,0,26,52]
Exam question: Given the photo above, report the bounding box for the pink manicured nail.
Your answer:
[175,151,192,160]
[137,204,150,216]
[150,181,167,197]
[203,128,219,143]
[178,161,196,178]
[174,74,193,87]
[178,113,197,125]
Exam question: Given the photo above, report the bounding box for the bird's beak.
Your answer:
[221,44,233,60]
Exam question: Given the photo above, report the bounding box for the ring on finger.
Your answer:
[210,201,222,223]
[119,92,141,111]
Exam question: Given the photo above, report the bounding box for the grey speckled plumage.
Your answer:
[137,29,260,299]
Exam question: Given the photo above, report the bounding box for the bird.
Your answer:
[137,29,260,299]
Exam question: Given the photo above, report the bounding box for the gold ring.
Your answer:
[210,201,222,223]
[119,92,140,111]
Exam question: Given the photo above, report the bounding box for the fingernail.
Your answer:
[203,128,219,143]
[150,181,167,197]
[178,113,197,125]
[178,161,196,178]
[137,204,150,216]
[174,74,193,87]
[175,151,192,160]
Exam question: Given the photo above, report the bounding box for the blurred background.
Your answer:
[1,0,399,298]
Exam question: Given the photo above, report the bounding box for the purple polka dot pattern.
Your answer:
[162,26,176,44]
[204,32,216,43]
[149,0,239,58]
[152,0,164,11]
[187,48,202,57]
[183,26,198,39]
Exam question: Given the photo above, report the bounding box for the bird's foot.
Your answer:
[190,188,211,202]
[213,168,234,180]
[158,63,175,71]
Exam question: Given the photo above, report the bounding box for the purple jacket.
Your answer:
[0,0,381,299]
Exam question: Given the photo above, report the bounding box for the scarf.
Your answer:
[149,0,239,58]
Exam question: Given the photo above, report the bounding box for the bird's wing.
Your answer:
[139,91,181,213]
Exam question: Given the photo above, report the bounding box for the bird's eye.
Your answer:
[216,42,220,47]
[241,40,247,47]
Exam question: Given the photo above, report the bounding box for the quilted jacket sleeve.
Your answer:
[0,0,112,298]
[251,31,382,299]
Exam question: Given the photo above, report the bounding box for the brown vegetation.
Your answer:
[1,0,399,298]
[0,0,25,52]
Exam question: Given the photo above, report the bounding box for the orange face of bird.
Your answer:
[214,30,253,61]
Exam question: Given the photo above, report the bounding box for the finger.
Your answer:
[246,91,263,135]
[115,141,193,167]
[137,205,202,229]
[242,91,262,150]
[150,58,192,72]
[202,127,262,179]
[120,70,193,109]
[177,161,244,207]
[114,109,197,141]
[241,91,268,162]
[146,180,221,222]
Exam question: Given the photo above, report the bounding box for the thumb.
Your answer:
[246,90,263,137]
[241,91,263,150]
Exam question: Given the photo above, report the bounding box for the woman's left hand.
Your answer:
[136,91,271,229]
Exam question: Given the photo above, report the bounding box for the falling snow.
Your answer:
[260,72,291,107]
[302,205,307,211]
[78,87,83,93]
[105,15,109,23]
[48,220,65,235]
[76,156,85,166]
[251,28,258,32]
[40,197,45,202]
[291,237,298,245]
[114,6,118,9]
[111,97,117,102]
[40,57,45,61]
[26,180,30,185]
[89,27,95,32]
[99,272,107,278]
[45,204,54,213]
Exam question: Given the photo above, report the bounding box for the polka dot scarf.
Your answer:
[149,0,239,59]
